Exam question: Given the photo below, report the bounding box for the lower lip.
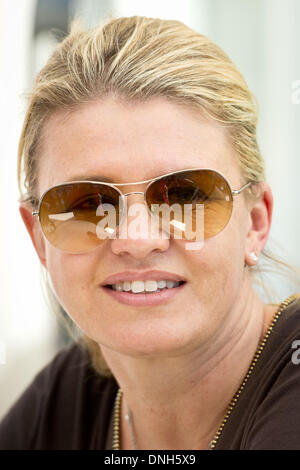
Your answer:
[101,283,186,307]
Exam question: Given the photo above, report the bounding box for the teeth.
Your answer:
[157,280,167,288]
[110,279,181,293]
[123,281,131,292]
[166,280,176,288]
[132,280,147,293]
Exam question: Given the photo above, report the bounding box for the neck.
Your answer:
[101,289,275,450]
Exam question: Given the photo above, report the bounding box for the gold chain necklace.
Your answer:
[112,294,298,450]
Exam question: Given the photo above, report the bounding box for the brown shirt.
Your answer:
[1,295,300,450]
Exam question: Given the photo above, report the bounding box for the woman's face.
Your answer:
[21,96,268,358]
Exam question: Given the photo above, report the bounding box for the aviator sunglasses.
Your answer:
[30,168,253,253]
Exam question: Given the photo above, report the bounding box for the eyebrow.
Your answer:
[64,168,205,185]
[65,175,115,183]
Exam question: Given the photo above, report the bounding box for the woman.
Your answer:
[0,15,300,450]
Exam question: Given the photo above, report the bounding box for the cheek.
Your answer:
[182,224,246,299]
[45,247,94,322]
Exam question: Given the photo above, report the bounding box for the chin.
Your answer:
[97,323,198,358]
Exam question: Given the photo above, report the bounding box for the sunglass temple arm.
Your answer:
[232,181,253,197]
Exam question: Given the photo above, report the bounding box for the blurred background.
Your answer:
[1,0,300,420]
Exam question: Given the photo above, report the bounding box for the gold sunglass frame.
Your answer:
[31,167,253,220]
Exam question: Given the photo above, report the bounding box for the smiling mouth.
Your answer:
[104,280,186,293]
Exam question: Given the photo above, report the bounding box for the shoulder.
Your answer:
[217,294,300,450]
[246,295,300,449]
[261,294,300,367]
[244,296,300,449]
[0,341,117,449]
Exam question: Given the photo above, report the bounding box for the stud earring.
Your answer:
[249,251,258,263]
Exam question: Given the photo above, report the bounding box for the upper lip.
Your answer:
[101,270,187,286]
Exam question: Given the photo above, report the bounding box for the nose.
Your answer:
[110,192,170,259]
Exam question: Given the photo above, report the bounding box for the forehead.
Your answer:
[37,96,241,195]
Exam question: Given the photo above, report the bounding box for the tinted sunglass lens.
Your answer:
[39,183,121,252]
[146,170,233,240]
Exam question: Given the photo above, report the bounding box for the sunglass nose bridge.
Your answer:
[122,191,145,197]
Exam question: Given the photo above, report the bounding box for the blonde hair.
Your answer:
[17,15,283,376]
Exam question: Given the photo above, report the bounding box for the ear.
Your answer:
[244,183,273,266]
[19,202,47,269]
